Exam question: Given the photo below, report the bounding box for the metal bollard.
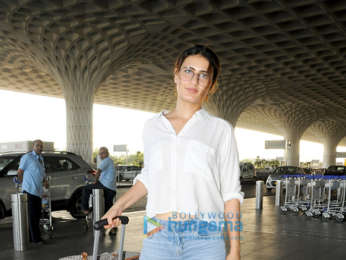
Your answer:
[92,189,104,260]
[11,193,29,251]
[92,189,104,227]
[275,180,282,206]
[256,181,264,210]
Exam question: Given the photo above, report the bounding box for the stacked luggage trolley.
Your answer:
[279,174,346,222]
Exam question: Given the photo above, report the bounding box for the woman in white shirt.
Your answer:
[103,45,243,260]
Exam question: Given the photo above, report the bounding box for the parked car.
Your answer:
[265,166,304,191]
[303,168,313,175]
[239,162,256,182]
[255,167,273,181]
[324,165,346,176]
[0,151,93,219]
[115,165,141,182]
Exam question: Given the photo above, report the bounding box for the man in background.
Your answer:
[82,147,117,234]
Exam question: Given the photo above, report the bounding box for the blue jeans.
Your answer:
[139,217,226,260]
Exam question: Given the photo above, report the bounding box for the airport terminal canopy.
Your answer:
[0,0,345,164]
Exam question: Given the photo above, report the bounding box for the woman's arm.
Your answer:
[115,180,147,211]
[102,180,147,228]
[218,121,243,259]
[225,199,241,260]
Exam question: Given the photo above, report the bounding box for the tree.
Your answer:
[111,151,144,167]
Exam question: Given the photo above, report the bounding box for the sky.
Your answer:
[0,89,345,163]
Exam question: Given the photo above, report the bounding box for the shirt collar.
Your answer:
[159,108,208,120]
[32,150,42,159]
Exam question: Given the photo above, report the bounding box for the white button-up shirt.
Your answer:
[134,108,244,222]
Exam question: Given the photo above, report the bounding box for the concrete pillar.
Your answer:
[309,120,345,169]
[322,135,344,168]
[65,88,94,163]
[284,131,300,167]
[322,138,337,168]
[260,104,318,167]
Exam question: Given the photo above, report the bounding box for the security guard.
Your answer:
[18,140,47,244]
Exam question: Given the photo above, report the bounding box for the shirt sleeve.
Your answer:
[218,122,244,204]
[133,164,149,191]
[18,154,28,171]
[133,121,149,191]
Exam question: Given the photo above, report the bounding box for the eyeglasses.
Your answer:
[180,67,210,87]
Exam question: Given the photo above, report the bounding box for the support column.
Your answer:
[310,120,345,169]
[65,88,94,163]
[261,104,318,167]
[284,130,300,167]
[323,138,337,168]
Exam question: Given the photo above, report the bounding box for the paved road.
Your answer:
[118,181,274,212]
[0,181,273,224]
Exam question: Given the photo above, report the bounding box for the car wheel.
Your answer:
[69,190,84,219]
[0,202,6,219]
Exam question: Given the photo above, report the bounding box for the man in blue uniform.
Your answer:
[82,147,117,217]
[18,140,47,244]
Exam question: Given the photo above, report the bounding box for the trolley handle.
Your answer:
[13,176,20,184]
[94,216,129,230]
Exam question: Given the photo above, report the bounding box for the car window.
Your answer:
[327,166,336,171]
[44,156,80,173]
[8,159,20,172]
[0,157,20,176]
[286,167,298,174]
[336,166,346,173]
[0,157,16,171]
[327,166,346,174]
[57,158,79,171]
[277,168,284,175]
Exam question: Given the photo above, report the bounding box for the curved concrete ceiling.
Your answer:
[0,0,345,145]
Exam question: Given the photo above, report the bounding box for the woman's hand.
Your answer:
[102,202,123,229]
[100,181,148,229]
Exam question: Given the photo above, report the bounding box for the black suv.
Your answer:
[325,165,346,176]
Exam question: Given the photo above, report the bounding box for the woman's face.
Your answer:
[174,54,212,105]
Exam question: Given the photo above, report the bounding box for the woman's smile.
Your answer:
[185,87,198,94]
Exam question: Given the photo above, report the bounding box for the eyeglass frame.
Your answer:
[179,66,211,87]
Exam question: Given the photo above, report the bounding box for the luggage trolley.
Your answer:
[297,176,311,212]
[59,216,140,260]
[335,176,346,222]
[40,176,53,235]
[321,175,346,222]
[305,175,326,217]
[291,174,310,212]
[280,174,303,213]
